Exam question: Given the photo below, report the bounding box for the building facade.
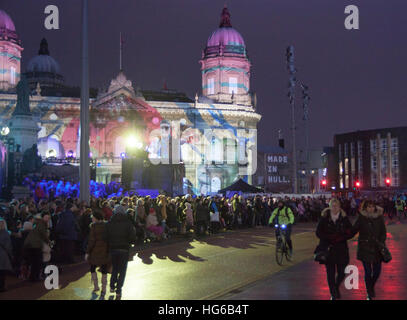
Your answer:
[332,127,407,191]
[0,7,261,195]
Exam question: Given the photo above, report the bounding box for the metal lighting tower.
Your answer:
[301,84,310,193]
[80,0,90,203]
[286,45,298,194]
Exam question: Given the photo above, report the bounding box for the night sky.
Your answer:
[2,0,407,152]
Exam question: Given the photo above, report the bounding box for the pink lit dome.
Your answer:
[204,6,247,57]
[207,27,245,47]
[0,9,16,32]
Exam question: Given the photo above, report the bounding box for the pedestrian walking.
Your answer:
[86,210,110,296]
[0,218,13,292]
[352,200,387,300]
[315,198,354,300]
[23,212,51,282]
[105,205,137,299]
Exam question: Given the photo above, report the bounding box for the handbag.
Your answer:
[366,219,392,263]
[375,240,392,263]
[314,242,331,264]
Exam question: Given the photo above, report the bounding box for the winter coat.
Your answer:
[23,219,49,249]
[0,230,13,271]
[352,206,386,263]
[86,222,110,266]
[105,213,137,250]
[102,207,113,221]
[184,203,194,226]
[315,208,354,265]
[55,210,78,241]
[195,203,210,222]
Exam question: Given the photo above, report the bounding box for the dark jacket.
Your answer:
[86,221,110,266]
[23,219,49,249]
[352,206,386,263]
[316,208,354,265]
[0,230,13,271]
[105,213,137,250]
[55,210,78,241]
[195,203,210,222]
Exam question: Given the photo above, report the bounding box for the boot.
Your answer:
[91,272,100,292]
[101,274,107,295]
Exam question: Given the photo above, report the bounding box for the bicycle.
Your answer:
[274,224,292,265]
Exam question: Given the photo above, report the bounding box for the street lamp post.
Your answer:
[80,0,90,203]
[286,45,298,194]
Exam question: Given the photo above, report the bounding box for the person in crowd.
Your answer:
[86,210,110,296]
[55,201,79,264]
[184,202,194,232]
[352,200,387,300]
[0,218,13,292]
[395,197,406,220]
[146,208,165,240]
[195,196,210,237]
[105,205,137,300]
[23,212,51,282]
[209,196,221,234]
[79,208,93,254]
[315,198,354,300]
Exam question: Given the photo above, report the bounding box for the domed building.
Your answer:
[25,38,65,89]
[0,6,261,195]
[0,9,23,91]
[200,6,252,105]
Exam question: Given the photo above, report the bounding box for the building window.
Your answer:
[357,141,363,156]
[340,177,344,189]
[370,140,377,153]
[344,143,348,158]
[351,142,355,158]
[345,175,349,189]
[207,78,215,95]
[10,67,16,85]
[381,139,387,151]
[371,173,377,188]
[344,158,349,175]
[338,144,342,160]
[339,161,343,175]
[229,77,237,94]
[358,157,363,173]
[371,156,377,170]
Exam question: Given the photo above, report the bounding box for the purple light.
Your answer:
[120,152,126,159]
[67,150,74,158]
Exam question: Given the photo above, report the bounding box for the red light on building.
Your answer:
[385,178,391,186]
[355,181,361,188]
[321,179,327,186]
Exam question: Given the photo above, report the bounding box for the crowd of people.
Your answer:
[0,177,406,298]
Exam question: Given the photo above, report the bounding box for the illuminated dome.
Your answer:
[204,6,246,58]
[25,38,64,88]
[0,9,15,32]
[0,9,20,44]
[26,39,61,74]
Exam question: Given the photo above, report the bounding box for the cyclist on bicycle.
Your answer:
[269,200,295,255]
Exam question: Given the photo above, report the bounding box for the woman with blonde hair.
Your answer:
[315,198,354,300]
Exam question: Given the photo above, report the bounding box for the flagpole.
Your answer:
[120,32,122,71]
[80,0,90,203]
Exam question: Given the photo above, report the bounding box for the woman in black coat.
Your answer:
[316,198,354,300]
[352,200,386,300]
